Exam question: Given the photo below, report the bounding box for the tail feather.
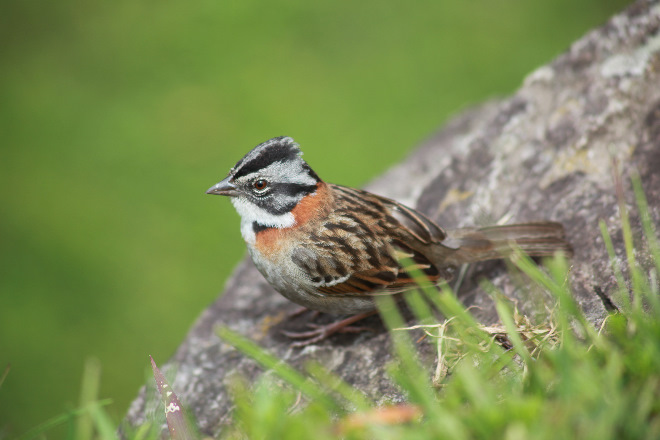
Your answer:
[443,221,572,264]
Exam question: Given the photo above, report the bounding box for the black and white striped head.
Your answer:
[207,136,322,230]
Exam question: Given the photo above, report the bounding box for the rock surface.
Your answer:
[124,1,660,436]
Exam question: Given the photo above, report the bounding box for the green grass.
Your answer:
[0,0,633,436]
[16,175,659,439]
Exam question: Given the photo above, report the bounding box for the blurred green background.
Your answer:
[1,0,629,436]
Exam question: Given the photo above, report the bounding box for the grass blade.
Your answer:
[17,400,113,440]
[216,326,340,412]
[150,356,199,440]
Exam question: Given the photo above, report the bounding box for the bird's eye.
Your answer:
[253,179,268,191]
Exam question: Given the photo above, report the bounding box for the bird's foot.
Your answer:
[281,311,377,347]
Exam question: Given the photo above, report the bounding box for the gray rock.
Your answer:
[124,1,660,436]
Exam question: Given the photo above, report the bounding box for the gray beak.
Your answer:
[206,176,239,197]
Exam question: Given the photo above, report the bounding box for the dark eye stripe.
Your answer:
[249,183,318,215]
[276,183,318,198]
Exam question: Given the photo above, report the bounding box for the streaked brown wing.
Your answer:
[291,184,455,296]
[330,185,447,245]
[316,253,454,296]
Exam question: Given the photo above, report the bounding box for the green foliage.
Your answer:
[14,359,122,440]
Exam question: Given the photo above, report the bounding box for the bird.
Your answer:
[207,136,572,345]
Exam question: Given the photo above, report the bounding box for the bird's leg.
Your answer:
[285,306,320,321]
[282,311,378,347]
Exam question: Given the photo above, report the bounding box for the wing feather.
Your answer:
[291,184,455,297]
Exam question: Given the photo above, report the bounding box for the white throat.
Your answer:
[231,197,296,244]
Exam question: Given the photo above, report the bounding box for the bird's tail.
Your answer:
[443,221,572,265]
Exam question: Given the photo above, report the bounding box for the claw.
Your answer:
[291,333,326,347]
[281,328,325,339]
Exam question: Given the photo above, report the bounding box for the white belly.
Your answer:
[247,245,376,315]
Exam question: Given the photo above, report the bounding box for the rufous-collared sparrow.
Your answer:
[207,136,572,345]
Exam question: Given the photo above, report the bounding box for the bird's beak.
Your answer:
[206,176,239,197]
